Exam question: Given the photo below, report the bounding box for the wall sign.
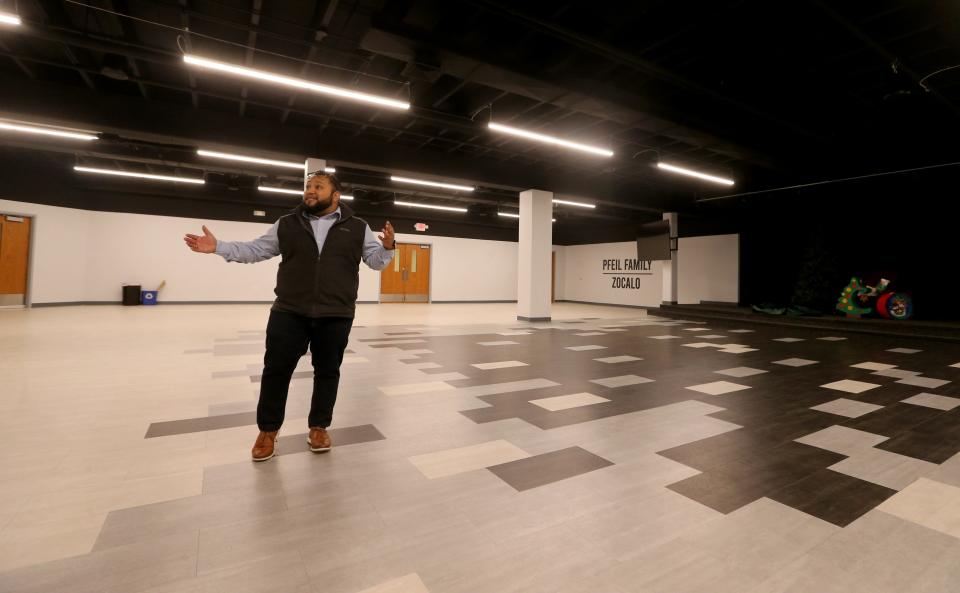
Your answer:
[414,223,429,232]
[602,258,653,289]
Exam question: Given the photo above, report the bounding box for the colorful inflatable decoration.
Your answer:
[836,277,913,320]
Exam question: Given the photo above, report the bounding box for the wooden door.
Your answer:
[551,251,556,302]
[405,244,431,302]
[0,214,31,306]
[379,244,405,302]
[379,243,431,303]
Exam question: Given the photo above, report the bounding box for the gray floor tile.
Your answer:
[487,447,614,491]
[589,375,655,388]
[895,376,951,389]
[900,393,960,411]
[811,398,883,418]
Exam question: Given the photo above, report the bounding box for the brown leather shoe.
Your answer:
[307,427,332,453]
[251,430,279,462]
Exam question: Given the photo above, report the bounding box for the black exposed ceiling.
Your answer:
[0,0,958,241]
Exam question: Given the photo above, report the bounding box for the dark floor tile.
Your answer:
[666,471,772,514]
[487,447,613,491]
[145,411,257,438]
[274,424,385,457]
[768,469,897,527]
[841,403,946,438]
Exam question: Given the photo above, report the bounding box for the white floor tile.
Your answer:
[810,398,883,418]
[565,345,607,351]
[530,392,611,411]
[594,355,642,364]
[873,368,922,378]
[901,393,960,411]
[896,376,951,389]
[820,379,881,394]
[379,381,456,396]
[589,375,655,388]
[878,478,960,539]
[470,360,528,370]
[851,362,897,371]
[715,367,768,378]
[685,381,752,396]
[408,439,530,479]
[773,358,819,367]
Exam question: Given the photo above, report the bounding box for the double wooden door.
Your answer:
[380,243,431,303]
[0,214,31,306]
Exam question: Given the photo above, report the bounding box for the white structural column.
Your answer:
[517,189,553,321]
[662,212,678,305]
[305,157,327,184]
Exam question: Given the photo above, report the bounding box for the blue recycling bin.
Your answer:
[140,290,158,305]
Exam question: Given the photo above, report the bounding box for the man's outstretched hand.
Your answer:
[379,221,396,249]
[184,225,217,253]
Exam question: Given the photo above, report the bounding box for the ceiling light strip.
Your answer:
[498,211,556,222]
[394,200,467,213]
[488,122,613,157]
[258,186,301,195]
[0,11,21,26]
[183,55,410,111]
[259,185,353,200]
[197,149,301,169]
[552,198,595,209]
[74,166,204,184]
[390,176,474,192]
[0,121,97,141]
[657,162,734,186]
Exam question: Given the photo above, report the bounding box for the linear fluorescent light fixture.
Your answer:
[0,11,21,25]
[198,149,300,169]
[258,185,300,195]
[74,166,204,184]
[390,176,474,192]
[0,121,97,141]
[657,162,734,186]
[552,198,595,209]
[498,211,555,222]
[488,122,613,157]
[395,200,467,213]
[324,167,336,173]
[259,185,353,200]
[183,55,410,111]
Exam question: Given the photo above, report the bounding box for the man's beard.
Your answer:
[304,195,332,214]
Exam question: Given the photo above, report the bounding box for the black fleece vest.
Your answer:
[271,203,368,318]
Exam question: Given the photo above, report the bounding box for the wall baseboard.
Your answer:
[32,300,278,307]
[430,300,518,304]
[557,299,658,311]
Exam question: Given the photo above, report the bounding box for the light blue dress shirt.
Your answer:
[214,207,395,270]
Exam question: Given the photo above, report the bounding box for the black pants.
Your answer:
[256,310,353,432]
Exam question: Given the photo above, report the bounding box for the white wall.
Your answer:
[0,198,522,304]
[83,210,280,302]
[415,234,518,301]
[0,199,90,304]
[560,241,663,307]
[677,234,739,304]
